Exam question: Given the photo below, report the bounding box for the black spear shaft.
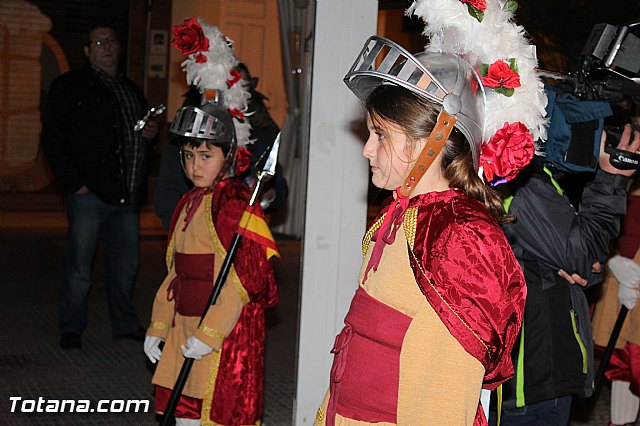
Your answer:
[160,233,243,426]
[593,306,629,395]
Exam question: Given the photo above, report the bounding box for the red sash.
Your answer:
[167,252,215,318]
[327,287,412,425]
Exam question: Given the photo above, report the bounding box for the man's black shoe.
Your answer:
[113,326,146,342]
[60,333,82,350]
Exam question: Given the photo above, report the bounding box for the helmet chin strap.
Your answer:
[398,110,457,198]
[365,110,458,281]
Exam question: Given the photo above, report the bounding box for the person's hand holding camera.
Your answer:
[600,124,640,177]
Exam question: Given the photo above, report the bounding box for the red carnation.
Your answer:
[460,0,486,11]
[480,122,534,182]
[171,17,210,56]
[482,60,521,95]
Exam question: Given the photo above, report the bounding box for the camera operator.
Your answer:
[591,103,640,426]
[495,85,640,425]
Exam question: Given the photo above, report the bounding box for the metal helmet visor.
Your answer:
[344,36,486,167]
[169,104,235,147]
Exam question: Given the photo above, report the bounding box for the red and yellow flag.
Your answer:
[239,206,280,259]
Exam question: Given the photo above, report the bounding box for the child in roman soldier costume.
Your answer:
[314,0,548,424]
[144,18,278,426]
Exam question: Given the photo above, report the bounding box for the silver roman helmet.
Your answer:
[169,101,236,150]
[169,100,239,175]
[344,35,487,168]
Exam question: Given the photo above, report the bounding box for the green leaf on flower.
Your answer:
[508,58,519,73]
[504,1,518,13]
[467,4,484,22]
[494,86,515,97]
[481,63,490,77]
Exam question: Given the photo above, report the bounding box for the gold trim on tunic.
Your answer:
[362,213,385,256]
[148,321,169,332]
[200,345,221,425]
[403,207,418,250]
[362,206,418,255]
[166,232,176,270]
[198,325,225,345]
[205,195,251,306]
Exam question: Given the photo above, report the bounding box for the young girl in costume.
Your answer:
[144,18,278,426]
[314,0,549,424]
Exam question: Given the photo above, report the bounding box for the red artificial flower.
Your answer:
[482,60,521,92]
[229,108,245,120]
[460,0,486,21]
[460,0,486,11]
[235,147,252,175]
[171,17,210,56]
[227,69,242,88]
[195,53,207,64]
[480,122,534,182]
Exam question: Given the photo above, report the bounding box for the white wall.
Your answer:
[294,1,378,424]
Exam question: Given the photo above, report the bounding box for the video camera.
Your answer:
[540,20,640,171]
[547,21,640,102]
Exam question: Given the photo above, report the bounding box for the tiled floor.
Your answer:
[0,227,631,425]
[0,232,298,425]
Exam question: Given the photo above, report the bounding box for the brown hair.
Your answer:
[365,84,513,223]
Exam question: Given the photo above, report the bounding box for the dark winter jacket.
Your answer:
[500,157,631,407]
[41,67,150,208]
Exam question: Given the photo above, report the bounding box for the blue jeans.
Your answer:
[60,192,141,335]
[499,396,573,426]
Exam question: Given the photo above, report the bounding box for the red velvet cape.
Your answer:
[168,178,278,425]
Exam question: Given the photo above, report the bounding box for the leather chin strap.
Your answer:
[398,110,457,198]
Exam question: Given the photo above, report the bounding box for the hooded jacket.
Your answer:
[501,157,631,406]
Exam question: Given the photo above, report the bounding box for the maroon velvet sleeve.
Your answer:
[410,195,526,389]
[211,179,278,307]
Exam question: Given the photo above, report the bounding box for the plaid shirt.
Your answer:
[92,65,144,196]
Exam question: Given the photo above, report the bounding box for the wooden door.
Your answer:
[169,0,286,127]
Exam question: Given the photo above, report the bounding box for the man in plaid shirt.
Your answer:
[41,22,158,350]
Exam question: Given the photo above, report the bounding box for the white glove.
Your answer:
[609,255,640,310]
[180,335,213,360]
[619,285,640,310]
[144,335,163,364]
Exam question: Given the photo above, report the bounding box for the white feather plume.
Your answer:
[179,19,252,148]
[407,0,547,144]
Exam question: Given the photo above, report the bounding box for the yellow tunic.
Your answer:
[147,193,249,400]
[315,218,484,425]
